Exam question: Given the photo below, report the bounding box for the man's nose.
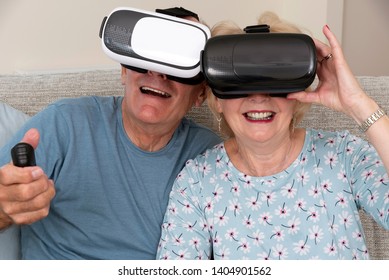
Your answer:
[148,70,168,80]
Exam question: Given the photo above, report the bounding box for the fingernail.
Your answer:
[31,167,43,179]
[28,129,39,140]
[325,24,331,30]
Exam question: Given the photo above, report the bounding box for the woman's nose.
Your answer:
[248,94,270,103]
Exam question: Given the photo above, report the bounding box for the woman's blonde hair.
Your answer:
[206,11,312,138]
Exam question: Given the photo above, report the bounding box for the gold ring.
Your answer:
[320,53,333,63]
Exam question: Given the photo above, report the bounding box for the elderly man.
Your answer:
[0,7,220,259]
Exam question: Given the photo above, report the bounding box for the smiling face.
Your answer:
[120,66,206,135]
[215,94,297,144]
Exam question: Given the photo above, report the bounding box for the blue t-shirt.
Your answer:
[157,129,389,260]
[0,96,221,259]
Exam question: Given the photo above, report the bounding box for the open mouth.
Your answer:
[140,86,171,98]
[244,111,275,121]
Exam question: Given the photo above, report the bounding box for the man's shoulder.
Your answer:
[50,95,119,108]
[43,96,121,118]
[183,117,221,142]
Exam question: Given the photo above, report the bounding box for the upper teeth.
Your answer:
[246,112,273,120]
[141,86,170,97]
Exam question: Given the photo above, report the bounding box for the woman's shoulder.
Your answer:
[185,142,226,165]
[305,128,368,153]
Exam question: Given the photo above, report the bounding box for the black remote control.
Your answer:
[11,142,36,167]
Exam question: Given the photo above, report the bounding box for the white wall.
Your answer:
[342,0,389,76]
[0,0,343,74]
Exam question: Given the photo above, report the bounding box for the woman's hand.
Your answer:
[288,25,378,123]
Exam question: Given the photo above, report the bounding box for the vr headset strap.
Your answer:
[155,7,199,21]
[243,24,270,33]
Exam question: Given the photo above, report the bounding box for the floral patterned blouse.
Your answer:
[157,129,389,260]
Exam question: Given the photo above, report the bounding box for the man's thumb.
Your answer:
[20,128,40,149]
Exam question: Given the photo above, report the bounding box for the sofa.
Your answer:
[1,68,388,259]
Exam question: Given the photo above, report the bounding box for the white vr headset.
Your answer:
[99,7,210,83]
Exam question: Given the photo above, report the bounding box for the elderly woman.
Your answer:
[156,12,389,259]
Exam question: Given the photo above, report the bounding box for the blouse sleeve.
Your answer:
[345,132,389,229]
[156,158,213,260]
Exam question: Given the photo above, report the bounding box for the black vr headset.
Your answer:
[100,7,317,97]
[202,27,317,98]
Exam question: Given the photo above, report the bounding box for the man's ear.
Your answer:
[193,84,207,107]
[121,66,127,85]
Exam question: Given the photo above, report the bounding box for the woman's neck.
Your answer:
[226,128,305,177]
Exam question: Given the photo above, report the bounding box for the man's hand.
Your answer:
[0,128,55,230]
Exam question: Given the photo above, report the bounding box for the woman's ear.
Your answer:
[214,95,223,113]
